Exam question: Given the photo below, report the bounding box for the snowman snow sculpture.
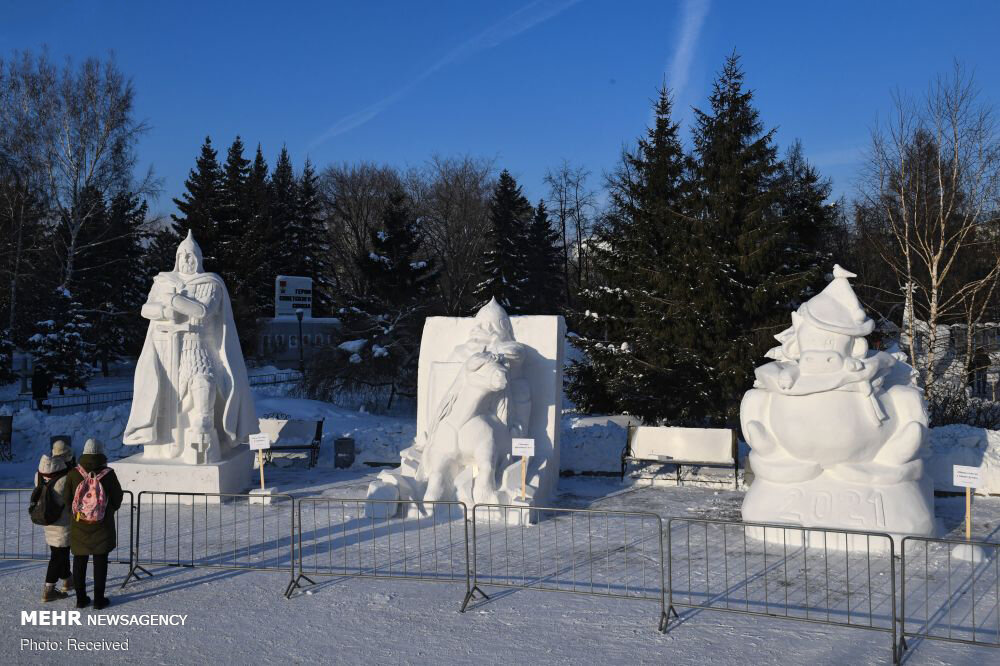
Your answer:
[741,266,935,541]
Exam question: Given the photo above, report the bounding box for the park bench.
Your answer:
[621,425,739,489]
[256,413,324,468]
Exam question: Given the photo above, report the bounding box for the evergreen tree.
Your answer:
[774,140,841,304]
[85,192,150,372]
[217,136,251,276]
[172,137,223,265]
[689,53,791,423]
[475,170,533,312]
[227,143,271,355]
[28,287,93,393]
[567,86,701,422]
[296,158,330,314]
[270,146,298,274]
[306,191,436,407]
[146,222,182,276]
[523,200,564,314]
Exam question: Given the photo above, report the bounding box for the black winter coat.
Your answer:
[63,453,123,555]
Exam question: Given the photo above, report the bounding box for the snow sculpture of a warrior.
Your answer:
[741,265,935,539]
[123,231,257,464]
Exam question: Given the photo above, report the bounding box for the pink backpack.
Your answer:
[72,466,111,524]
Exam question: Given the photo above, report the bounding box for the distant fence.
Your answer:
[122,491,295,595]
[0,372,301,415]
[899,536,1000,654]
[666,518,899,663]
[290,498,470,599]
[0,488,134,568]
[465,504,667,629]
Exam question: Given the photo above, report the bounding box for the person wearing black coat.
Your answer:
[62,438,123,610]
[31,365,53,412]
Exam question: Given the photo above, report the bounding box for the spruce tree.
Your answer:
[88,192,150,372]
[689,53,791,423]
[218,136,251,276]
[147,223,182,275]
[28,287,93,393]
[309,191,436,407]
[270,146,298,274]
[172,137,223,265]
[775,140,840,303]
[475,170,533,312]
[567,86,701,422]
[296,158,330,314]
[523,200,564,314]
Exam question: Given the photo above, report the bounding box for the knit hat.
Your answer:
[51,439,71,458]
[797,265,874,337]
[38,454,66,475]
[82,438,104,455]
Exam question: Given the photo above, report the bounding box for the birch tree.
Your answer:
[862,64,1000,395]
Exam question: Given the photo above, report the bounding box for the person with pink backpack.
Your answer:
[62,438,123,610]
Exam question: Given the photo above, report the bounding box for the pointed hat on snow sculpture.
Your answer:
[799,265,874,336]
[741,266,935,544]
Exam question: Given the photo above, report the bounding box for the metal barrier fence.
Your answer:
[122,491,295,594]
[899,536,1000,655]
[289,498,470,599]
[465,504,667,630]
[1,487,135,568]
[667,518,898,663]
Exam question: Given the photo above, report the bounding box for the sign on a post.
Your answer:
[512,438,535,501]
[953,465,982,489]
[249,433,272,451]
[953,464,983,541]
[512,438,535,457]
[274,275,313,318]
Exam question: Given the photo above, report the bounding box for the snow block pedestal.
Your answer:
[111,447,254,503]
[742,474,935,550]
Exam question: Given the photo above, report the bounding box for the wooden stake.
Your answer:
[521,455,527,501]
[258,449,266,491]
[966,486,972,540]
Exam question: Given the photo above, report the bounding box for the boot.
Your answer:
[61,578,72,593]
[42,583,69,602]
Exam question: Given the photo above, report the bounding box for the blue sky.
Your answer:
[4,1,999,217]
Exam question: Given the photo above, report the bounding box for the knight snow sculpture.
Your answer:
[123,231,258,464]
[741,265,935,538]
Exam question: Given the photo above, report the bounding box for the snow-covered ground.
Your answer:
[1,394,999,664]
[1,470,996,665]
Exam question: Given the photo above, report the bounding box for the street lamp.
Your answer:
[295,308,305,374]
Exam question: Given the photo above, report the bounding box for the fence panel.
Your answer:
[290,498,470,599]
[667,518,898,662]
[1,487,134,567]
[900,536,1000,655]
[466,504,666,630]
[123,491,295,594]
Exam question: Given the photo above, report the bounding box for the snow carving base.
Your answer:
[741,266,936,547]
[366,299,564,522]
[111,232,257,497]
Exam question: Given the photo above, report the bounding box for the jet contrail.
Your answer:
[666,0,710,99]
[308,0,582,149]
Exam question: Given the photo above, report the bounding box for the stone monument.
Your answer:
[741,266,936,545]
[111,231,258,497]
[367,298,564,516]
